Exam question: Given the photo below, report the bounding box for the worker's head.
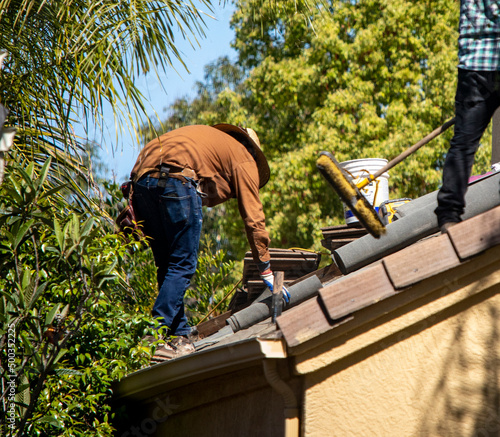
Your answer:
[212,123,270,188]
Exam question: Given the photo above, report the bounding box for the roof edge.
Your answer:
[113,337,287,402]
[291,243,500,375]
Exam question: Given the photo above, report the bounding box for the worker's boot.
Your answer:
[151,335,195,363]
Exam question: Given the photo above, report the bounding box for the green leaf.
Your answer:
[37,415,64,428]
[35,157,52,192]
[53,368,83,376]
[70,214,80,245]
[10,219,35,251]
[80,217,95,238]
[59,304,69,321]
[44,304,61,327]
[51,348,68,367]
[53,218,64,252]
[28,282,48,309]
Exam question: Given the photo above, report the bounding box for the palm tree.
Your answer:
[0,0,214,202]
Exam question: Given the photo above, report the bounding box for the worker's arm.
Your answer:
[233,161,271,266]
[233,162,290,302]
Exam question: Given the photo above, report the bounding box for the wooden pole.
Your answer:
[271,271,284,323]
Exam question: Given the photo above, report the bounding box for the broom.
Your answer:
[317,118,456,238]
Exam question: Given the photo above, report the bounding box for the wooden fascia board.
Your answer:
[277,296,345,348]
[277,262,395,348]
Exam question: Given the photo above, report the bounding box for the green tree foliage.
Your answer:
[0,158,156,436]
[227,0,462,252]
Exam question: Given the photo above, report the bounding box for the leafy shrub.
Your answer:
[0,159,156,436]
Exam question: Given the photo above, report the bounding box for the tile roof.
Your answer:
[116,193,500,401]
[333,171,500,274]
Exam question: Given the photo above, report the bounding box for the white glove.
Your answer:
[260,271,291,303]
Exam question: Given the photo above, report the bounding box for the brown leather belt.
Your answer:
[146,166,198,182]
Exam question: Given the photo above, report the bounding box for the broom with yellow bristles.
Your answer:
[317,118,456,238]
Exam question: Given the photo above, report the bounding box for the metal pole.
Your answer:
[492,108,500,166]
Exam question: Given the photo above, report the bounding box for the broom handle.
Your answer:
[357,117,456,190]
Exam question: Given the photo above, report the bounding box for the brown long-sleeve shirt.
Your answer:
[130,125,271,267]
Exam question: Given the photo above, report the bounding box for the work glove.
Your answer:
[260,270,291,303]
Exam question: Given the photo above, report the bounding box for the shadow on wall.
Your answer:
[303,235,500,436]
[418,300,500,436]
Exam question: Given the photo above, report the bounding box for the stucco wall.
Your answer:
[302,284,500,437]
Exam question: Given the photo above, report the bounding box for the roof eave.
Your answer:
[113,336,287,402]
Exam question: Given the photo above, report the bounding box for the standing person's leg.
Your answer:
[436,70,499,228]
[152,177,202,337]
[133,175,203,337]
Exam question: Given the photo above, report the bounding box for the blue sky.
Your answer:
[87,1,237,181]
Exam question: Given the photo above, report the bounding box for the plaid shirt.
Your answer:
[458,0,500,71]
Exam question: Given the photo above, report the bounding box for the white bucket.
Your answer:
[339,158,390,225]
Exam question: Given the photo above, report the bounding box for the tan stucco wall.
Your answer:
[302,284,500,437]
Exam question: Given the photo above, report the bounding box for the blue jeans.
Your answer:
[435,69,500,227]
[133,175,203,336]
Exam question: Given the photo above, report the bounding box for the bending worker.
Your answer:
[130,124,285,361]
[435,0,500,231]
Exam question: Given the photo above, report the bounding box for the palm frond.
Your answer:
[0,0,214,210]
